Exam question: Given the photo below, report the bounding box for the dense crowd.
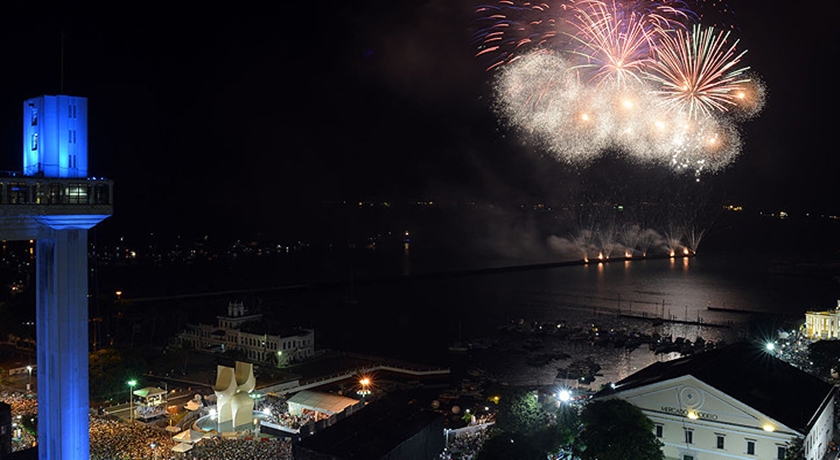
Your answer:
[0,390,38,415]
[0,389,296,459]
[274,411,313,430]
[89,415,295,460]
[90,416,177,460]
[439,425,491,460]
[184,436,292,460]
[257,395,314,430]
[1,390,38,452]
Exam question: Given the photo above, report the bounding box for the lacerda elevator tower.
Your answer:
[1,95,112,460]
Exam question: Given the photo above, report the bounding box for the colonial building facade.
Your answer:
[177,301,315,365]
[804,300,840,340]
[595,342,836,460]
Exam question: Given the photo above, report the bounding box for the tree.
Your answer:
[478,432,545,460]
[479,388,581,460]
[493,388,545,434]
[532,421,578,459]
[785,436,805,460]
[576,398,664,460]
[89,348,147,403]
[89,348,126,401]
[536,402,581,457]
[808,340,840,379]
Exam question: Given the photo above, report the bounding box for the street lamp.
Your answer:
[358,377,371,397]
[150,442,158,460]
[127,379,137,422]
[25,365,32,392]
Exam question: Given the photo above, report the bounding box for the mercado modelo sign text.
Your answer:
[661,406,719,420]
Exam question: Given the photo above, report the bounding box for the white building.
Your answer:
[177,301,315,365]
[594,342,836,460]
[805,300,840,339]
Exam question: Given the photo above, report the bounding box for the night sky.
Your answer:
[0,1,837,240]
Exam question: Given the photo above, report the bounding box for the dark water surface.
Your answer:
[110,213,840,389]
[281,250,836,368]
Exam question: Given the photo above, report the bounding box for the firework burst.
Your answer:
[564,0,691,87]
[565,0,655,86]
[472,1,570,71]
[478,0,763,175]
[644,24,752,119]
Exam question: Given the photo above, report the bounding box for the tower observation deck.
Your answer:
[0,95,112,460]
[0,173,112,239]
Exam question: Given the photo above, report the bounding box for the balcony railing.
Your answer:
[0,173,112,208]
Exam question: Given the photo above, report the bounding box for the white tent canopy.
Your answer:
[172,443,193,453]
[286,390,358,416]
[172,429,204,444]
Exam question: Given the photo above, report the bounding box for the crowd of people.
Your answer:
[273,411,314,430]
[0,390,37,415]
[184,436,292,459]
[90,416,177,460]
[439,424,491,460]
[1,390,38,452]
[257,395,314,430]
[89,416,295,460]
[0,389,298,459]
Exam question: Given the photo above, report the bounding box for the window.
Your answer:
[8,183,29,204]
[30,105,37,126]
[685,429,693,444]
[747,440,755,455]
[683,456,694,460]
[777,446,786,459]
[655,425,663,438]
[31,133,37,150]
[717,435,725,449]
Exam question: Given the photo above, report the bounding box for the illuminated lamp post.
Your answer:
[127,379,137,422]
[26,365,32,392]
[557,389,571,403]
[358,377,371,397]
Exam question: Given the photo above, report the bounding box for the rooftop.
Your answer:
[294,390,444,459]
[598,341,835,434]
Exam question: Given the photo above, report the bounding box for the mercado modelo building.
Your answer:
[594,342,835,460]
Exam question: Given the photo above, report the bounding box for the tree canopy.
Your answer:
[576,398,664,460]
[808,340,840,379]
[478,388,580,460]
[493,388,546,434]
[785,436,805,460]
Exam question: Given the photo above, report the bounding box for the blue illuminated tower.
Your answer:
[0,95,112,460]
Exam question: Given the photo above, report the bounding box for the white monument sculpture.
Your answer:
[214,361,256,429]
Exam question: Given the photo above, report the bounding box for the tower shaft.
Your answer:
[36,229,90,460]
